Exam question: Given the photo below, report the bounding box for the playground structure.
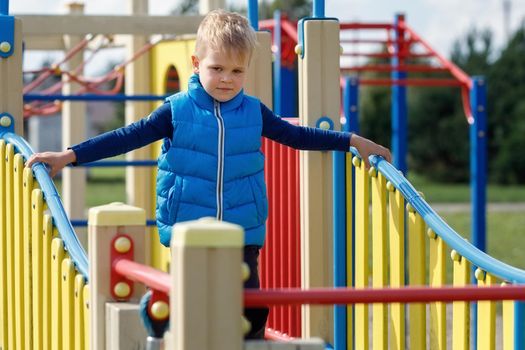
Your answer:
[1,0,525,349]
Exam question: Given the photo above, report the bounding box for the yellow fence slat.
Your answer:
[0,140,6,349]
[74,275,86,350]
[83,286,90,350]
[23,167,34,350]
[51,237,65,350]
[407,208,425,350]
[14,153,25,350]
[452,250,470,350]
[6,143,16,350]
[345,152,353,350]
[371,170,387,350]
[477,271,496,350]
[388,185,405,350]
[62,258,75,350]
[353,157,369,350]
[502,285,514,350]
[428,230,446,349]
[32,189,44,350]
[43,214,53,350]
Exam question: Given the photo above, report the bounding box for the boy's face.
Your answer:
[192,48,249,102]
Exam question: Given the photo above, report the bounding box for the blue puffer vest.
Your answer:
[156,74,268,247]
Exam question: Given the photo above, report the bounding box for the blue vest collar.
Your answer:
[188,74,245,113]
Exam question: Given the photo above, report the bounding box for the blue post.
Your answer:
[273,10,282,115]
[341,76,360,349]
[391,14,408,175]
[247,0,258,30]
[470,76,487,253]
[514,301,525,349]
[313,0,325,18]
[0,0,8,15]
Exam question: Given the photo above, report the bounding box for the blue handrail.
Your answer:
[357,149,525,284]
[1,132,89,279]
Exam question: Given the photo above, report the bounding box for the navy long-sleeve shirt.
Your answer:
[71,102,351,164]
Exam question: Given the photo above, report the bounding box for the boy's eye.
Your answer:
[212,67,222,72]
[234,69,243,74]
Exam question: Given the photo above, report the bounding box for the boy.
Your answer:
[26,9,391,339]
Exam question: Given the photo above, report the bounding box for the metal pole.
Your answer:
[247,0,258,30]
[146,336,164,350]
[313,0,325,18]
[0,0,8,15]
[273,10,281,115]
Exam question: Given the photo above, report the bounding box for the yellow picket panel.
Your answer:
[62,258,75,350]
[32,189,45,350]
[388,185,405,350]
[451,250,470,350]
[345,152,353,349]
[428,229,446,349]
[353,156,369,350]
[0,140,6,349]
[502,285,514,350]
[42,214,53,350]
[83,286,90,350]
[14,153,25,350]
[6,143,16,350]
[23,167,34,350]
[74,275,86,350]
[371,169,387,350]
[51,237,65,350]
[477,271,496,350]
[407,208,425,350]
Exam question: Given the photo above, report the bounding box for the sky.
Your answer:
[9,0,525,71]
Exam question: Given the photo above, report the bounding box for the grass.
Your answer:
[408,173,525,203]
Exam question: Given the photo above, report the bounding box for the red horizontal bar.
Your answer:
[342,52,434,59]
[244,285,525,307]
[341,64,448,73]
[113,259,170,294]
[340,23,393,30]
[340,38,415,45]
[359,78,464,87]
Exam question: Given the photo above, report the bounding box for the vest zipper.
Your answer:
[213,100,225,221]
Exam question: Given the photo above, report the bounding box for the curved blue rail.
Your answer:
[1,131,89,279]
[355,149,525,284]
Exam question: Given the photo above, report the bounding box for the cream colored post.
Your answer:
[245,31,273,108]
[62,2,87,245]
[0,18,23,135]
[125,0,153,223]
[297,19,341,341]
[170,218,244,350]
[88,202,149,350]
[199,0,226,14]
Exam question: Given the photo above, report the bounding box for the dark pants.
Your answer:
[243,246,269,339]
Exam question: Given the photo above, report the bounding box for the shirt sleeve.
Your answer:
[260,103,351,151]
[71,102,173,164]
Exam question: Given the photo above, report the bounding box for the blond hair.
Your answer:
[194,9,257,62]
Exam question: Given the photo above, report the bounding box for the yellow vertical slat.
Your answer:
[62,258,75,350]
[32,189,44,350]
[23,168,34,350]
[345,152,353,350]
[353,156,369,350]
[407,207,425,350]
[51,237,64,350]
[6,143,16,350]
[74,275,85,350]
[42,215,53,350]
[0,140,7,349]
[502,283,514,350]
[371,169,387,350]
[428,229,446,349]
[388,185,405,350]
[14,153,25,350]
[477,271,496,350]
[451,250,470,350]
[83,286,90,350]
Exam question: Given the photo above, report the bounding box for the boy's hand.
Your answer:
[350,134,392,170]
[25,149,77,178]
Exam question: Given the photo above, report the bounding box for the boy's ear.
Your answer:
[191,55,199,73]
